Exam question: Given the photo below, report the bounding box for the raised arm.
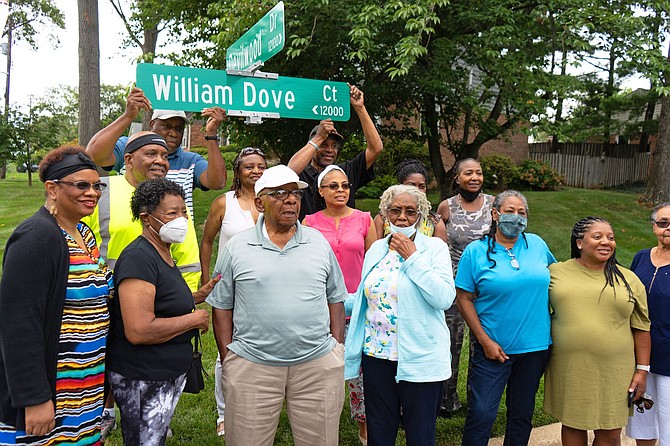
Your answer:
[86,87,151,167]
[349,85,383,169]
[198,107,228,190]
[287,119,338,174]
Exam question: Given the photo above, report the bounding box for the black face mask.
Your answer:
[458,186,482,202]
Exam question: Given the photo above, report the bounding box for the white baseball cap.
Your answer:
[151,109,190,124]
[254,165,309,196]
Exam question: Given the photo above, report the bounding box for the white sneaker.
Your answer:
[217,421,225,437]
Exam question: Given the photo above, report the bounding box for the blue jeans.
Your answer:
[361,354,444,446]
[462,343,549,446]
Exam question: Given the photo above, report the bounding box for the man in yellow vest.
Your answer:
[83,131,201,291]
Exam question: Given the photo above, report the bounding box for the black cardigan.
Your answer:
[0,206,70,429]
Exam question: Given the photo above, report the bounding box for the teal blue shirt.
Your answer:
[207,216,347,366]
[455,233,556,354]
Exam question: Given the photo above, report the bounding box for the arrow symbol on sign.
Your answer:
[312,105,318,114]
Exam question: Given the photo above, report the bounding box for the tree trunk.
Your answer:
[141,22,158,130]
[78,0,100,146]
[638,88,657,154]
[2,15,11,179]
[642,43,670,205]
[423,94,448,200]
[642,93,670,204]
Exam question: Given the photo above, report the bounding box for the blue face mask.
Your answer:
[389,221,418,238]
[497,213,527,238]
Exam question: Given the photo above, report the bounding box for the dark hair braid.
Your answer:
[571,216,634,301]
[395,159,429,184]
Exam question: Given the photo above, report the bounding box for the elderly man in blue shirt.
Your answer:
[207,164,347,446]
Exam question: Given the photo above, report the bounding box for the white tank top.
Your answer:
[216,191,257,259]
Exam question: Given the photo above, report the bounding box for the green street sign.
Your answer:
[136,63,351,121]
[226,2,285,71]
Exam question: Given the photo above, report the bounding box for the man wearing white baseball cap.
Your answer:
[86,87,228,215]
[207,164,347,446]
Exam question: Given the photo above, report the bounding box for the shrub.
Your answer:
[513,159,563,191]
[480,154,516,191]
[355,174,397,199]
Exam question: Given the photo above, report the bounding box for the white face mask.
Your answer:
[149,214,188,244]
[389,221,417,238]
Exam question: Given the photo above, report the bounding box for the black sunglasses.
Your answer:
[52,180,107,192]
[321,182,351,191]
[654,220,670,229]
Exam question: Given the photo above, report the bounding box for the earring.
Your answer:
[49,201,57,216]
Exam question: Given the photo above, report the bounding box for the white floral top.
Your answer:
[363,250,402,361]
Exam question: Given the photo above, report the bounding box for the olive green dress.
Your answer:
[544,259,650,430]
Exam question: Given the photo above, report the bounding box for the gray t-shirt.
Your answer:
[207,216,347,366]
[445,194,494,272]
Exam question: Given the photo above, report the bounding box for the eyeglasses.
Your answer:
[321,182,351,191]
[52,180,107,192]
[506,248,520,269]
[239,147,266,157]
[261,189,304,200]
[633,396,654,413]
[654,220,670,229]
[388,207,419,218]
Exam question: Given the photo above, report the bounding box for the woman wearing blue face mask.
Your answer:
[106,179,221,445]
[456,190,556,446]
[344,184,456,446]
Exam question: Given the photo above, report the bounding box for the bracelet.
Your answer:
[205,135,219,141]
[636,364,651,372]
[307,140,319,151]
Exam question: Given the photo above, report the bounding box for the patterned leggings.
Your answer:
[108,370,186,446]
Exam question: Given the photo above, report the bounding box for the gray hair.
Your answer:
[379,184,431,219]
[651,202,670,221]
[493,190,528,214]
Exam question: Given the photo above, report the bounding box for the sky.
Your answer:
[7,0,137,108]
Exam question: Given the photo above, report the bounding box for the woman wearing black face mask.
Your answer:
[455,190,556,446]
[435,158,494,415]
[106,179,220,445]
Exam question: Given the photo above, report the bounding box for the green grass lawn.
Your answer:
[0,167,658,445]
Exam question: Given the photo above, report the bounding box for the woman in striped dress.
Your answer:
[0,147,113,445]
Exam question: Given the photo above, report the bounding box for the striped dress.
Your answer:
[0,223,112,445]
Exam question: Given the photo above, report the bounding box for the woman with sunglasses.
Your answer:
[200,147,267,437]
[345,184,455,445]
[374,159,447,242]
[0,147,113,444]
[457,190,555,446]
[627,203,670,446]
[545,216,651,446]
[303,164,376,444]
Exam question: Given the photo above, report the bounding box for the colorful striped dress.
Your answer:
[0,223,112,445]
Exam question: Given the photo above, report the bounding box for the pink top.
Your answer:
[305,209,370,293]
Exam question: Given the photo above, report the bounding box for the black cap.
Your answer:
[309,125,344,142]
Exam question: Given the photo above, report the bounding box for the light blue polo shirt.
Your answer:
[206,216,347,366]
[455,233,556,354]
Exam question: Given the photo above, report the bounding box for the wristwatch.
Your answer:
[205,135,219,141]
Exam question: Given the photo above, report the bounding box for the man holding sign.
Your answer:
[86,88,228,216]
[288,85,383,219]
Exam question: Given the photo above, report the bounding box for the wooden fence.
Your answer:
[529,143,650,188]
